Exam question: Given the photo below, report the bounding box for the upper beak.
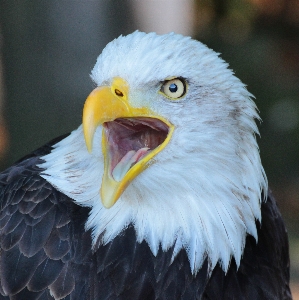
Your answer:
[83,77,174,208]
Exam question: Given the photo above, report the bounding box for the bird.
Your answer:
[0,31,291,299]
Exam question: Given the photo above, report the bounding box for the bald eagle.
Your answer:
[0,32,291,299]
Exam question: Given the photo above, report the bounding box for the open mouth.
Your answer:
[103,117,169,182]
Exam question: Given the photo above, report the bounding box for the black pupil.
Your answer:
[169,83,178,93]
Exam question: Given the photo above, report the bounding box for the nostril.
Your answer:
[115,89,124,97]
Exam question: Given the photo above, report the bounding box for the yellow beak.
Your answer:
[83,77,174,208]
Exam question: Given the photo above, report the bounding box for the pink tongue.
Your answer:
[112,147,150,182]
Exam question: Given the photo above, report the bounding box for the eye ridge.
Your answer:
[160,77,187,99]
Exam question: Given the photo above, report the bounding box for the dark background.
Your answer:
[0,0,298,296]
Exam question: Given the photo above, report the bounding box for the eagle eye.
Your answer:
[160,78,186,100]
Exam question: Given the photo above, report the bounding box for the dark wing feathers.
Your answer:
[1,219,26,251]
[0,136,292,299]
[0,137,79,299]
[2,210,23,234]
[27,258,64,292]
[202,193,292,300]
[48,263,75,299]
[9,287,45,300]
[1,246,47,295]
[44,229,70,260]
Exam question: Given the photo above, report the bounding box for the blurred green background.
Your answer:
[0,0,298,297]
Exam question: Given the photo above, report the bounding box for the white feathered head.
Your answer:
[41,31,267,274]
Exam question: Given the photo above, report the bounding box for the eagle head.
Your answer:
[40,31,267,274]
